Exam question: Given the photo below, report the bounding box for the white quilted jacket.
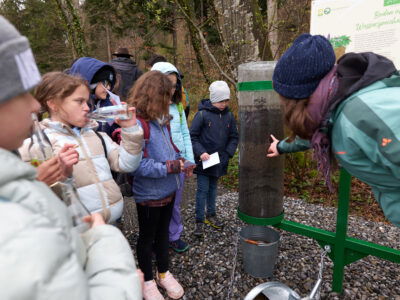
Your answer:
[19,119,143,222]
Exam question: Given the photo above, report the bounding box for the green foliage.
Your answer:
[219,150,239,190]
[330,35,351,48]
[0,0,73,72]
[113,0,176,33]
[202,23,221,45]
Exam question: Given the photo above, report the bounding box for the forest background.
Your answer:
[0,0,385,223]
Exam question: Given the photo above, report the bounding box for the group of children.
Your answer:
[0,15,141,300]
[3,14,238,299]
[3,11,400,300]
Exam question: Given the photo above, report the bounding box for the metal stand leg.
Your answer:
[332,168,352,292]
[240,168,400,294]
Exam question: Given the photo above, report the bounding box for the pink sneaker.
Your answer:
[143,280,165,300]
[156,271,184,299]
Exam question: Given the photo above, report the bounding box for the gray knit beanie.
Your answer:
[209,81,230,103]
[0,16,41,104]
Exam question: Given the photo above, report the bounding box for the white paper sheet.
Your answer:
[202,152,220,169]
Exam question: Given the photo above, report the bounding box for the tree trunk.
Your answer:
[53,0,88,58]
[176,0,211,84]
[211,0,278,73]
[267,0,279,59]
[213,0,262,70]
[105,24,111,61]
[172,9,178,66]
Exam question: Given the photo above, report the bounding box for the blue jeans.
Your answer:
[195,174,218,222]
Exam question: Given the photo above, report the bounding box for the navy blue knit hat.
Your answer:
[273,34,335,99]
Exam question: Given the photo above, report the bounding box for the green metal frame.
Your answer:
[237,168,400,293]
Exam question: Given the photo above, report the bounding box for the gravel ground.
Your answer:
[123,176,400,299]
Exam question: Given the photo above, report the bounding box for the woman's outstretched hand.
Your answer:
[267,134,280,157]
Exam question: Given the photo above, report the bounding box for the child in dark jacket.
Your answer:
[127,71,185,300]
[69,57,119,137]
[190,81,239,237]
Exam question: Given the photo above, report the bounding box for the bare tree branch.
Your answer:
[174,0,236,85]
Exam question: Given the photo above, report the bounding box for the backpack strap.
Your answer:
[28,127,53,150]
[136,116,151,158]
[199,110,205,127]
[94,131,108,159]
[136,116,180,157]
[177,102,184,124]
[166,123,181,154]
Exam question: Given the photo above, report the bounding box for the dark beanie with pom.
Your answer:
[273,33,335,99]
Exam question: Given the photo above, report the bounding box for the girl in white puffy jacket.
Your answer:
[20,71,143,223]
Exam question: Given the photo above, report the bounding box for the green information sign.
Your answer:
[311,0,400,69]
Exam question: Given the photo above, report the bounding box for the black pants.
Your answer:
[136,200,174,281]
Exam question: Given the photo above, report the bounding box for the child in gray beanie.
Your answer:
[190,80,239,237]
[0,16,41,104]
[0,15,142,300]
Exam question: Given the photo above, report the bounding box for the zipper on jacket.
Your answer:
[158,123,181,190]
[66,127,111,219]
[219,113,223,139]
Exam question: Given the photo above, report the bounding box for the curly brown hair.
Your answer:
[126,71,172,121]
[280,95,316,141]
[34,72,89,115]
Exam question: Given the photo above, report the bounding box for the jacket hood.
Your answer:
[333,52,397,103]
[151,62,179,76]
[151,62,182,102]
[198,99,229,114]
[110,57,137,71]
[0,148,36,187]
[69,57,116,86]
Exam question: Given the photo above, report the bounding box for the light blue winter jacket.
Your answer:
[169,103,194,163]
[0,148,142,299]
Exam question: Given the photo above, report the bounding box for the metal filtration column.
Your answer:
[237,61,284,224]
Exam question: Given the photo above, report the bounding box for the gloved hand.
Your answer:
[166,160,183,174]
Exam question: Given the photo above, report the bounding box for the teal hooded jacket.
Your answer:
[278,53,400,226]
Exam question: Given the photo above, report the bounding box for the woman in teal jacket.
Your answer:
[267,33,400,227]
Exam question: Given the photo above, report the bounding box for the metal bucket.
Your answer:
[243,282,301,300]
[240,225,280,278]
